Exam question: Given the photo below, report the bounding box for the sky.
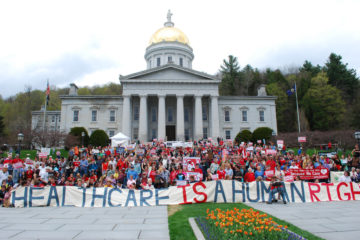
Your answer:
[0,0,359,98]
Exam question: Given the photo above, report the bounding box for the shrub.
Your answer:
[252,127,273,142]
[234,130,252,144]
[69,127,89,146]
[89,130,109,147]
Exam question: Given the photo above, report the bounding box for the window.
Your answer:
[149,60,152,67]
[73,110,79,122]
[202,106,207,121]
[203,128,208,139]
[225,130,231,140]
[110,110,116,122]
[184,108,189,122]
[152,129,156,140]
[91,110,97,122]
[259,110,265,122]
[151,108,156,122]
[109,130,115,137]
[168,108,173,122]
[58,115,61,122]
[185,129,190,141]
[225,110,230,122]
[179,58,183,67]
[134,106,139,121]
[242,110,247,122]
[168,56,172,63]
[157,57,161,67]
[133,128,138,140]
[52,116,55,122]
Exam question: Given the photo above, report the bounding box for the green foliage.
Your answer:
[69,127,89,146]
[0,115,4,137]
[302,72,346,130]
[219,55,241,96]
[89,129,109,147]
[252,127,273,141]
[324,53,359,101]
[234,130,252,144]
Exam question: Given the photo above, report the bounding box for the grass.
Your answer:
[168,202,323,240]
[2,149,69,159]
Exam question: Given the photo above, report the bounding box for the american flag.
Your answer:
[46,80,50,105]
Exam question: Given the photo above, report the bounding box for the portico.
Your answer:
[121,90,220,142]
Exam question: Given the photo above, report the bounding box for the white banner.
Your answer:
[10,180,360,208]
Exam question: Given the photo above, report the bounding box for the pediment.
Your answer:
[120,64,219,82]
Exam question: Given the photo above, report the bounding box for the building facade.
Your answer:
[57,11,277,142]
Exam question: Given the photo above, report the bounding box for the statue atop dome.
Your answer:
[167,10,172,23]
[164,9,174,27]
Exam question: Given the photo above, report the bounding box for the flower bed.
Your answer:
[196,207,305,240]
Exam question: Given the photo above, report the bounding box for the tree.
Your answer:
[302,72,345,130]
[252,127,273,142]
[89,130,109,147]
[0,115,4,138]
[266,83,295,132]
[324,53,359,101]
[219,55,241,96]
[69,127,89,146]
[234,130,252,144]
[299,60,321,77]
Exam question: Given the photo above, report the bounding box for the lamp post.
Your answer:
[81,132,85,146]
[355,131,360,145]
[17,133,24,155]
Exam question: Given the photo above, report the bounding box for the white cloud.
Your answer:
[0,0,359,98]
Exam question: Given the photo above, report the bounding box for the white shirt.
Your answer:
[0,171,9,185]
[339,175,351,183]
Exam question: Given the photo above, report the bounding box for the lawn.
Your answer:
[168,202,323,240]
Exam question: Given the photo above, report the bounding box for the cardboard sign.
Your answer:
[284,175,294,182]
[39,153,48,158]
[73,161,80,167]
[298,137,307,143]
[13,162,23,169]
[265,170,275,178]
[265,149,277,155]
[277,140,284,148]
[183,157,200,172]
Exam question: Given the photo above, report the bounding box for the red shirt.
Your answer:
[266,160,276,170]
[217,170,226,179]
[149,170,156,183]
[244,172,255,182]
[26,170,34,179]
[102,162,109,172]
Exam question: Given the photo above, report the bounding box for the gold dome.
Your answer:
[149,26,190,46]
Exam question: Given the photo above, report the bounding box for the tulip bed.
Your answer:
[196,207,305,240]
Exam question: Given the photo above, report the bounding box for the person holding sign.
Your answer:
[267,176,286,204]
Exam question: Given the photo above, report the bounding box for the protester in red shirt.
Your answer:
[217,164,226,180]
[244,168,255,182]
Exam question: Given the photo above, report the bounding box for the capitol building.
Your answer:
[52,11,278,142]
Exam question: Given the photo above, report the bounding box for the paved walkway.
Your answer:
[246,201,360,240]
[0,206,169,240]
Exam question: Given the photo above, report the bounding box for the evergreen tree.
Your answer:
[219,55,241,96]
[324,53,359,101]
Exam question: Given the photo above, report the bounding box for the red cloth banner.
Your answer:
[290,168,329,180]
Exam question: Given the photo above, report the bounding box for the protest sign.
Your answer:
[11,181,360,208]
[277,140,284,148]
[284,175,294,182]
[13,162,23,169]
[290,168,329,180]
[73,161,80,167]
[38,153,48,158]
[186,172,202,181]
[265,170,274,178]
[176,180,187,186]
[298,137,307,143]
[183,157,200,172]
[265,149,277,155]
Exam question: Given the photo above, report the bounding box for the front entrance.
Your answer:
[166,125,176,141]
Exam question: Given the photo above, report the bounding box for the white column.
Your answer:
[138,95,148,142]
[176,94,185,141]
[157,94,166,141]
[122,95,131,138]
[194,95,203,140]
[211,95,220,139]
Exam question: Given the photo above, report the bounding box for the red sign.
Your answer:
[73,161,80,167]
[298,137,307,143]
[290,168,329,180]
[284,175,294,182]
[265,170,275,178]
[39,153,47,158]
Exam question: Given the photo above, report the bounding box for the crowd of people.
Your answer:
[0,138,360,207]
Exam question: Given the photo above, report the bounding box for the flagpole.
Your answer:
[43,95,47,133]
[295,82,301,133]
